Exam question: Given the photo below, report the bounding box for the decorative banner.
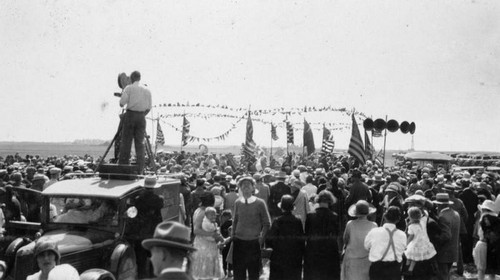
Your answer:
[154,102,369,120]
[160,114,246,143]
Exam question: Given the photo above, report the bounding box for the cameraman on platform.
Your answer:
[118,71,152,174]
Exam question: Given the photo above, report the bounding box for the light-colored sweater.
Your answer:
[233,197,271,240]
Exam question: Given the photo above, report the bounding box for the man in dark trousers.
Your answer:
[118,70,152,174]
[142,221,196,280]
[131,176,164,278]
[434,192,460,280]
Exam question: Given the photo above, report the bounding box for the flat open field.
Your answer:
[0,141,417,167]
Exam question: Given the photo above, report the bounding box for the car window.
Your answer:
[49,197,118,226]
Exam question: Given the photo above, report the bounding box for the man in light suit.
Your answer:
[434,192,460,280]
[142,221,195,280]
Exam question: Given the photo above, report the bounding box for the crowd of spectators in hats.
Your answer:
[1,150,500,280]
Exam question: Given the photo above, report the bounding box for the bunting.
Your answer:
[348,112,366,165]
[156,121,165,146]
[181,116,190,146]
[303,119,315,155]
[271,124,279,141]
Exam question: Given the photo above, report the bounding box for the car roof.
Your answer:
[42,177,177,198]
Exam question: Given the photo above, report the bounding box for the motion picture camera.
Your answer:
[114,72,131,97]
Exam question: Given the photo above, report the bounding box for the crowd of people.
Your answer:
[1,150,500,280]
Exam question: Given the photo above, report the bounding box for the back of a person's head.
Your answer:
[130,71,141,82]
[384,206,401,224]
[306,175,313,184]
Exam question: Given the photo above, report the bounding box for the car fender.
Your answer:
[80,268,116,280]
[109,242,136,280]
[4,237,31,273]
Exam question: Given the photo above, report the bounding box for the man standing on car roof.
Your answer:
[118,70,152,174]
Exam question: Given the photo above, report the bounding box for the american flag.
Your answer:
[374,149,384,167]
[181,116,190,146]
[364,130,375,160]
[271,124,279,141]
[156,121,165,146]
[321,126,335,154]
[348,112,366,165]
[242,111,257,163]
[286,121,294,144]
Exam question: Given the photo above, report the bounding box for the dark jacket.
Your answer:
[436,207,460,263]
[269,181,291,218]
[304,207,340,280]
[266,212,305,280]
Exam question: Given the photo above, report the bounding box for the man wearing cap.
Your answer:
[142,221,196,280]
[118,70,152,174]
[231,176,271,280]
[269,172,291,219]
[434,193,460,280]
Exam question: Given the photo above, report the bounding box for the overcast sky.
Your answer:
[1,0,499,152]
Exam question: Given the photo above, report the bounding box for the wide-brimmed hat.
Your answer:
[478,200,499,215]
[34,240,60,262]
[433,193,454,205]
[404,194,434,209]
[142,221,196,251]
[348,200,376,217]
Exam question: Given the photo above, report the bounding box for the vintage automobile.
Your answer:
[3,169,181,280]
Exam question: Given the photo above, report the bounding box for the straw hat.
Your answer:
[348,200,376,217]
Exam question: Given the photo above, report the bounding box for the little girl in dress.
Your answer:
[405,206,437,274]
[202,207,225,244]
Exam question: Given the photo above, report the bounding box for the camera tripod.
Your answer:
[96,113,156,174]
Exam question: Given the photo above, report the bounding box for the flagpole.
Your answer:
[382,115,388,172]
[155,115,159,155]
[270,123,273,164]
[180,111,185,152]
[286,114,289,156]
[370,115,374,161]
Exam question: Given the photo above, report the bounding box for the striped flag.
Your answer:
[348,112,366,165]
[374,149,384,167]
[242,111,257,164]
[156,121,165,146]
[271,124,279,141]
[364,130,375,160]
[321,126,335,154]
[286,121,294,144]
[181,116,190,146]
[303,119,315,155]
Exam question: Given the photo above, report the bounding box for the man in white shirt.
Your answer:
[364,206,407,280]
[118,70,152,174]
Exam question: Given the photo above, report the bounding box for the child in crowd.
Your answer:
[202,207,224,243]
[219,209,233,278]
[404,206,436,275]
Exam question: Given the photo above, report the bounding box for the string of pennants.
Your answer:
[159,115,351,143]
[154,102,370,119]
[158,112,355,128]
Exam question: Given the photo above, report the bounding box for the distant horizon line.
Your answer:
[0,141,497,155]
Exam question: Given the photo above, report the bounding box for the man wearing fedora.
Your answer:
[142,221,196,280]
[433,192,460,280]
